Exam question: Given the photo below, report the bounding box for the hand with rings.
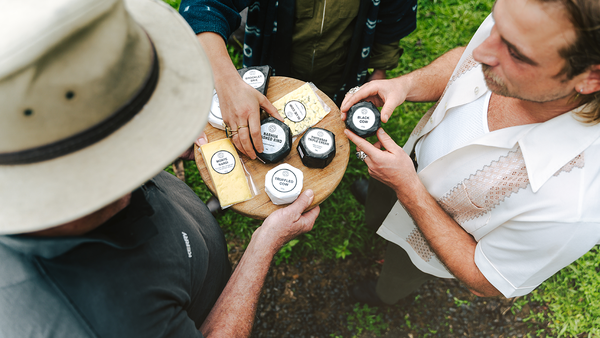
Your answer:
[344,128,420,194]
[215,76,283,160]
[225,124,247,138]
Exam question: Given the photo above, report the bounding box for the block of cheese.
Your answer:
[200,138,253,207]
[297,127,336,168]
[272,83,329,136]
[238,65,272,95]
[253,117,292,164]
[265,163,304,205]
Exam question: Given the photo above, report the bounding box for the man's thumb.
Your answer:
[288,189,314,214]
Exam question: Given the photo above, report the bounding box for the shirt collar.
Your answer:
[0,181,158,259]
[470,105,600,192]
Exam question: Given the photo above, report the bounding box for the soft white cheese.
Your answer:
[208,90,225,130]
[264,163,304,205]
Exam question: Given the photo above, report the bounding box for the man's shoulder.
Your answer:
[0,244,97,338]
[0,242,37,288]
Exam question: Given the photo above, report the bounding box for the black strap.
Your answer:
[0,44,159,165]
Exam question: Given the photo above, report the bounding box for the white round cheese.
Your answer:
[265,163,304,205]
[208,90,225,130]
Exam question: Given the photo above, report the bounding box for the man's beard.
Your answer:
[481,64,573,103]
[481,64,512,97]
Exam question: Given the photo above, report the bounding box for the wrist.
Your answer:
[395,176,428,207]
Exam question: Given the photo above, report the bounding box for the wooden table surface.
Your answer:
[194,76,350,220]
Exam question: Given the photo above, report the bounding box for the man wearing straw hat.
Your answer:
[0,0,319,337]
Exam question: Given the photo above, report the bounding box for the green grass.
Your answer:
[163,0,600,336]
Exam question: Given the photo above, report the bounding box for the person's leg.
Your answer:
[365,178,397,231]
[376,241,438,304]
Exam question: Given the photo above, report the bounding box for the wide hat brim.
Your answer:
[0,0,212,234]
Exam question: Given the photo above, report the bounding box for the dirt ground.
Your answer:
[225,240,548,338]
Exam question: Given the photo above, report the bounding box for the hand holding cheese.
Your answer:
[200,138,253,207]
[208,66,273,130]
[265,163,304,205]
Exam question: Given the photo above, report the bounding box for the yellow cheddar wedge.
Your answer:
[273,83,329,136]
[201,138,252,207]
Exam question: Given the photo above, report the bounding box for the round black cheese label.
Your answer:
[304,129,334,154]
[271,169,298,193]
[261,122,286,154]
[210,150,236,174]
[284,100,307,122]
[352,107,376,131]
[242,69,266,89]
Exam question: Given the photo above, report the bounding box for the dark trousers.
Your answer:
[366,178,438,304]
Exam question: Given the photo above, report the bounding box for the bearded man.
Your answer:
[341,0,600,305]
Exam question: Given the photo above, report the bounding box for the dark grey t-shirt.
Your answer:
[0,172,231,338]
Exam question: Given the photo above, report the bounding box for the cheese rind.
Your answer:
[201,138,253,207]
[238,65,272,95]
[346,101,381,138]
[265,163,304,205]
[298,127,336,168]
[208,90,225,130]
[254,117,292,164]
[273,83,329,136]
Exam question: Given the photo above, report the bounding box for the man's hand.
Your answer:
[200,191,319,338]
[344,128,419,198]
[253,190,320,251]
[340,77,411,124]
[345,128,501,298]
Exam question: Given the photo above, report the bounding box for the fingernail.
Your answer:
[305,189,314,198]
[196,136,207,146]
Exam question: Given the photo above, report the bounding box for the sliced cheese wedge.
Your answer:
[201,138,252,207]
[273,83,329,136]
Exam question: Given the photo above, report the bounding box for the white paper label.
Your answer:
[272,169,298,193]
[210,92,222,119]
[305,129,333,154]
[210,151,236,174]
[284,101,307,122]
[261,123,287,154]
[242,69,265,88]
[352,107,376,130]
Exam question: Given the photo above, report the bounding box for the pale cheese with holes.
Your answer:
[273,83,329,136]
[201,138,252,207]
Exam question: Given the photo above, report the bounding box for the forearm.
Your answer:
[399,46,465,102]
[396,178,500,297]
[200,237,277,337]
[196,32,243,94]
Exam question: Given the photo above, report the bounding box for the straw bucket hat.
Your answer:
[0,0,213,234]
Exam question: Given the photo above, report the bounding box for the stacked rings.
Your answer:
[225,124,248,138]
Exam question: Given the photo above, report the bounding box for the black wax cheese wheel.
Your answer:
[254,117,292,164]
[346,101,381,138]
[238,65,272,96]
[297,127,336,168]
